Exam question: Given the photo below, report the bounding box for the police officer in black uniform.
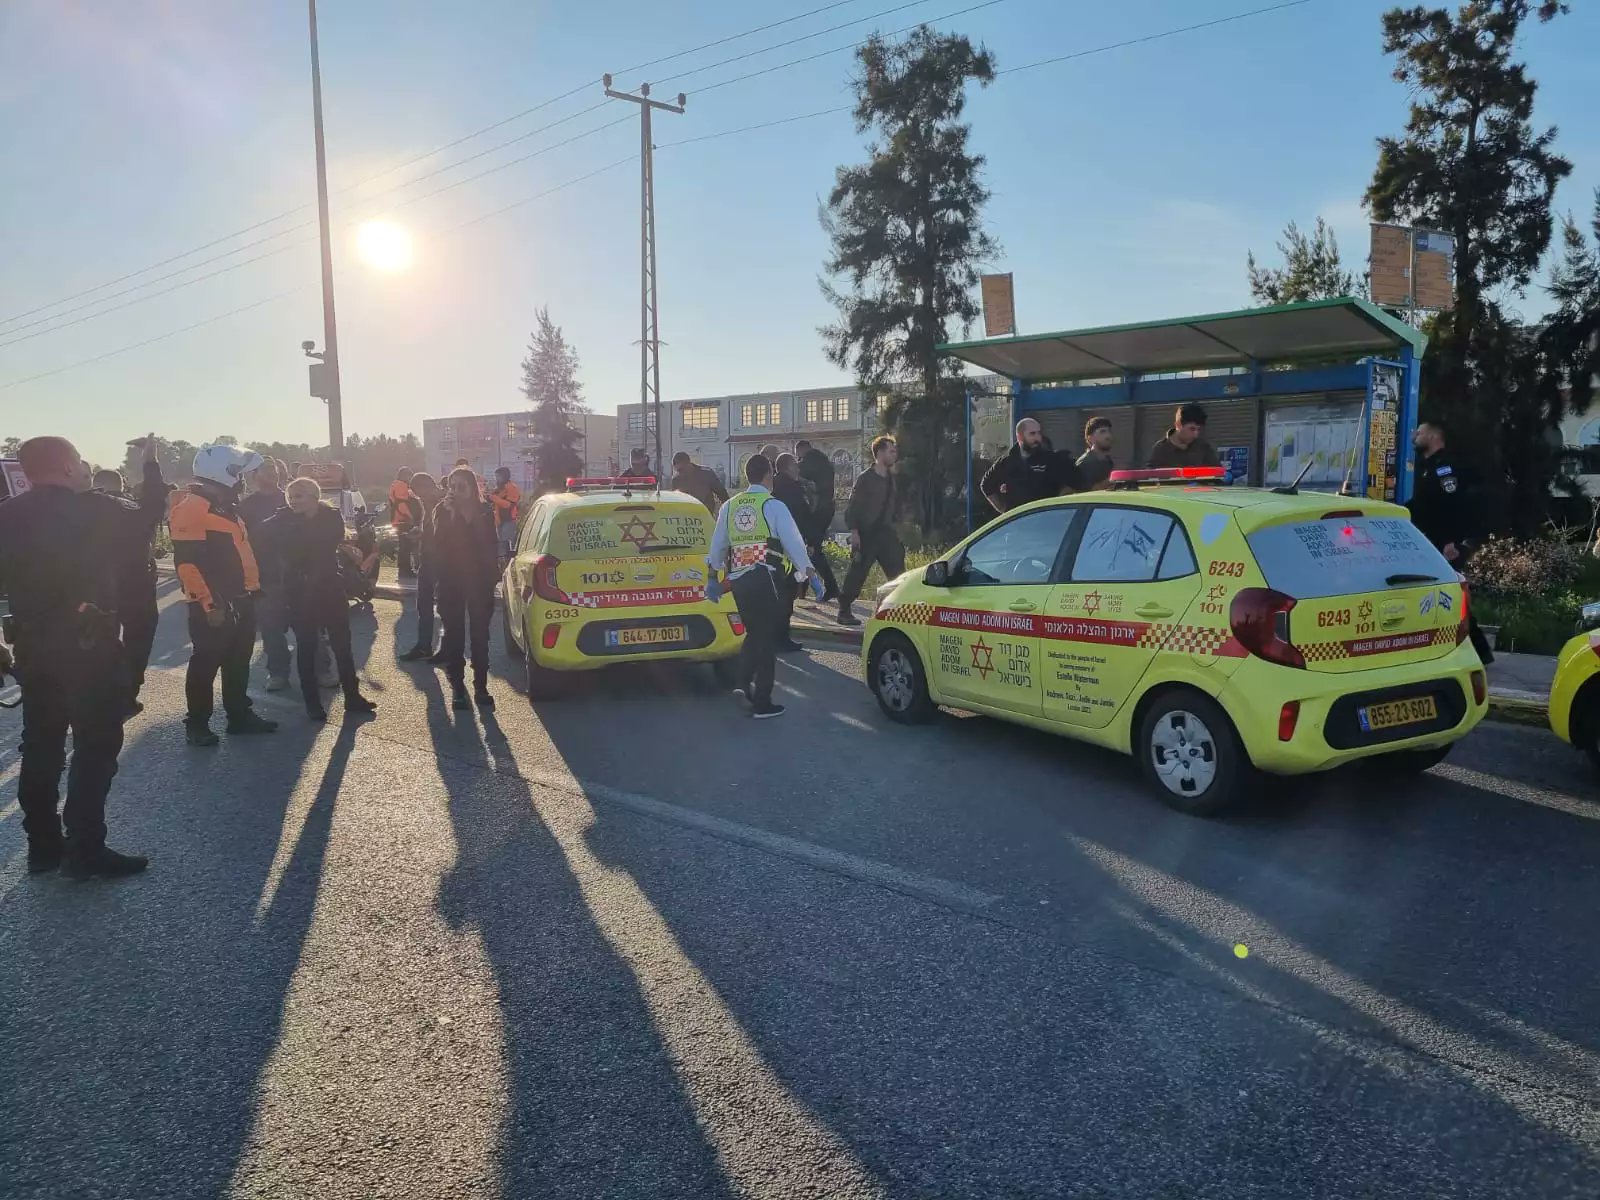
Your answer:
[95,434,169,716]
[0,436,148,878]
[1408,420,1494,664]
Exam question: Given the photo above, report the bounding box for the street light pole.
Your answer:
[604,77,684,481]
[308,0,343,455]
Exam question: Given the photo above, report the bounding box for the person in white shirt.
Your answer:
[707,454,816,718]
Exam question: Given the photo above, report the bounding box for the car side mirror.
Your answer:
[924,560,951,587]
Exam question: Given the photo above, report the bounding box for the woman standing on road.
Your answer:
[263,478,378,723]
[433,466,500,712]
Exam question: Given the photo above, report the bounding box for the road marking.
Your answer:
[1432,762,1600,821]
[518,766,999,912]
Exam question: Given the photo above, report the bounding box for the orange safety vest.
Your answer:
[491,480,521,527]
[389,479,414,529]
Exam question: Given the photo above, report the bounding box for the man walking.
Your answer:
[433,467,500,711]
[707,454,815,719]
[1147,403,1221,469]
[1408,419,1494,664]
[239,457,292,691]
[771,453,812,653]
[170,444,279,746]
[1076,417,1117,490]
[981,418,1081,513]
[0,436,147,878]
[795,440,839,601]
[837,435,903,627]
[669,451,729,513]
[399,472,444,662]
[489,466,522,566]
[389,468,418,578]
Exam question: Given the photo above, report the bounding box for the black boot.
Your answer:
[185,721,220,747]
[226,710,279,735]
[306,701,328,723]
[345,692,378,717]
[399,645,432,662]
[60,843,148,881]
[27,838,63,874]
[473,682,495,710]
[451,682,472,711]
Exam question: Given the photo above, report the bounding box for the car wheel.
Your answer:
[1370,744,1451,775]
[1137,691,1255,816]
[503,601,525,660]
[525,649,564,702]
[711,656,744,690]
[868,633,934,724]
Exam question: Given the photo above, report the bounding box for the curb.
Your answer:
[791,622,865,650]
[1485,692,1549,726]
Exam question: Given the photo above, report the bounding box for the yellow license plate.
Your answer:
[608,625,687,646]
[1358,695,1438,732]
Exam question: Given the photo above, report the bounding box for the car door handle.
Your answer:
[1134,603,1173,618]
[1009,600,1037,613]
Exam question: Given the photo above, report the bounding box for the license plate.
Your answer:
[606,625,687,647]
[1358,695,1438,732]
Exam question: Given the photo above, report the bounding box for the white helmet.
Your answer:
[192,444,264,488]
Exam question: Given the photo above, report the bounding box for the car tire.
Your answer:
[1136,690,1256,816]
[868,633,935,724]
[1370,744,1451,775]
[503,602,525,660]
[525,649,565,702]
[711,656,744,690]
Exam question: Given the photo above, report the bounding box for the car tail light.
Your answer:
[1471,670,1486,705]
[1457,580,1471,646]
[530,553,565,603]
[1278,700,1301,742]
[541,623,560,650]
[1230,588,1305,669]
[728,614,746,637]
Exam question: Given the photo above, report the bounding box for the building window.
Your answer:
[681,402,719,431]
[804,396,853,424]
[626,410,657,435]
[837,396,851,422]
[741,403,780,428]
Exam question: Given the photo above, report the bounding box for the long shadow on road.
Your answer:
[0,681,353,1200]
[411,663,741,1199]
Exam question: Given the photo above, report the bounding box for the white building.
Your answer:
[421,410,617,488]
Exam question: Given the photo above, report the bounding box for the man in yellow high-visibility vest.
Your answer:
[707,453,816,719]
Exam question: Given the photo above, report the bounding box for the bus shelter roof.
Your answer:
[938,296,1425,383]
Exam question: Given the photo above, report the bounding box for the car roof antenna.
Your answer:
[1272,458,1317,495]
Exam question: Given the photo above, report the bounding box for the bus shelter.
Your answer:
[939,296,1426,532]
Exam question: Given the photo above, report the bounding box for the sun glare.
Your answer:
[354,220,413,273]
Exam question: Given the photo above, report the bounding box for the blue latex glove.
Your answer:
[705,574,723,604]
[808,573,825,601]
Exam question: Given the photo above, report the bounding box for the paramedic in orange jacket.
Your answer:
[389,467,419,578]
[489,466,521,565]
[169,445,280,746]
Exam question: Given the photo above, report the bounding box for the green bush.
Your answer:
[1465,534,1595,654]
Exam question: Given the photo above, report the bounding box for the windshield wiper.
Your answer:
[1386,572,1439,585]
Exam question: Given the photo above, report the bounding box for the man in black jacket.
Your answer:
[1408,420,1494,664]
[0,437,147,878]
[980,418,1081,514]
[771,454,812,652]
[399,472,444,662]
[837,436,904,626]
[95,433,169,715]
[795,440,839,601]
[433,467,501,710]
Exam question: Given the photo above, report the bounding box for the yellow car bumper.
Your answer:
[525,600,744,673]
[1548,630,1600,746]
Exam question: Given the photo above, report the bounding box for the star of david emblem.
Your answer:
[1357,599,1373,621]
[1082,590,1102,616]
[970,636,995,679]
[616,515,656,550]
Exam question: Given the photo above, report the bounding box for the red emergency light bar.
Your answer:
[1107,466,1227,489]
[565,476,657,489]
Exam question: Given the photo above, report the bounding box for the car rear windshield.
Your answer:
[1245,516,1452,599]
[549,504,711,560]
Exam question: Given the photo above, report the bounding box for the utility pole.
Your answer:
[604,76,684,482]
[307,0,343,455]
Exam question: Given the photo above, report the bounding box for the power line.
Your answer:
[998,0,1313,74]
[2,0,1323,389]
[0,0,887,330]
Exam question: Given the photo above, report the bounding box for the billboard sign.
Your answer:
[980,273,1016,338]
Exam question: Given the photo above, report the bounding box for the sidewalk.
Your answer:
[1485,650,1556,724]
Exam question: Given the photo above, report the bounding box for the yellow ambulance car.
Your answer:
[863,467,1489,814]
[502,478,744,697]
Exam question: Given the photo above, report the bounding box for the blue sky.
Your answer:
[2,0,1596,467]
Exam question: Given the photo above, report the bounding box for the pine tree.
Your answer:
[1246,218,1360,305]
[820,26,996,537]
[519,307,587,492]
[1364,0,1572,460]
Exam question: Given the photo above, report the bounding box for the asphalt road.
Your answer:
[2,584,1598,1199]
